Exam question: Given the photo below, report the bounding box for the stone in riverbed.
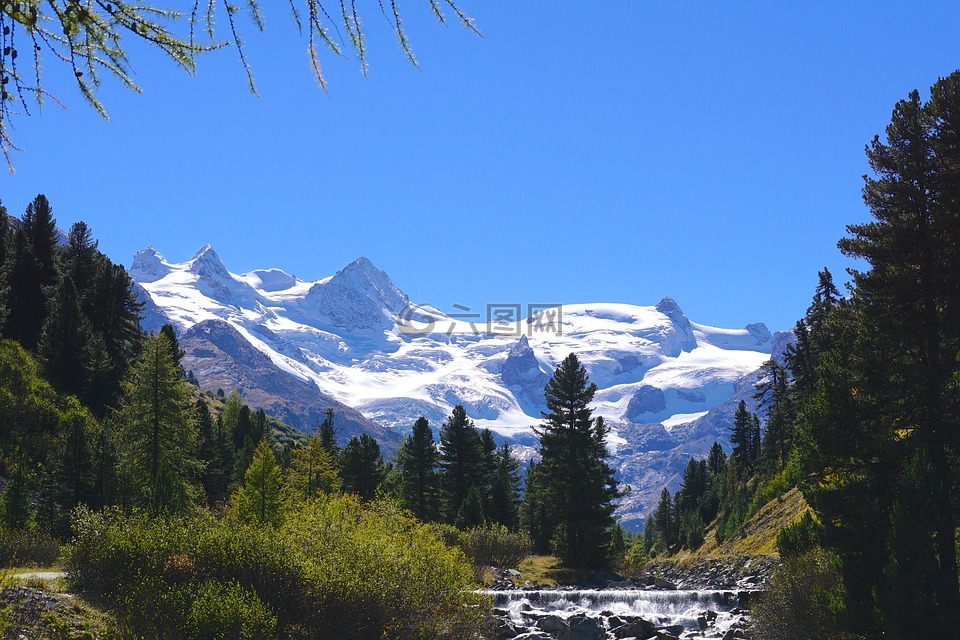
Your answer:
[653,577,677,590]
[536,615,568,634]
[559,614,604,640]
[611,618,657,638]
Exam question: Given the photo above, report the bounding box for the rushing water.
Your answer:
[483,588,744,633]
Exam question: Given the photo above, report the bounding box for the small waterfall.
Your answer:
[483,588,742,631]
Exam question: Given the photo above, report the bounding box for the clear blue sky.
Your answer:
[2,2,958,332]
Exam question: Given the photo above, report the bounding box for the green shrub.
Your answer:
[186,579,277,640]
[458,524,530,571]
[776,511,823,558]
[285,496,489,639]
[0,525,61,567]
[752,547,852,640]
[65,498,488,640]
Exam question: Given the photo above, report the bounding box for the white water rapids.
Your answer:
[482,589,746,636]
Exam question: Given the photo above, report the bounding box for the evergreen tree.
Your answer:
[61,222,99,302]
[38,276,92,398]
[802,73,960,635]
[521,460,552,554]
[456,485,486,529]
[159,324,185,375]
[437,404,484,524]
[678,457,707,515]
[3,227,45,349]
[707,441,727,477]
[608,523,627,564]
[753,359,793,466]
[115,333,201,513]
[21,194,58,290]
[340,434,385,500]
[396,416,440,522]
[287,435,339,499]
[653,487,674,549]
[488,443,522,530]
[729,401,756,467]
[317,408,339,462]
[535,353,619,569]
[232,439,283,527]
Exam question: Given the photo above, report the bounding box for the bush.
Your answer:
[186,579,277,640]
[285,496,489,639]
[752,547,852,640]
[65,498,488,640]
[458,524,530,571]
[776,511,823,558]
[0,525,61,567]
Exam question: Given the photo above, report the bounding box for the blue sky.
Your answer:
[2,1,959,332]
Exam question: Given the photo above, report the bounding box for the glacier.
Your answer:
[131,246,789,528]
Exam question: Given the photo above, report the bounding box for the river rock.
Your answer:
[496,620,520,638]
[653,577,677,590]
[513,633,555,640]
[612,618,656,638]
[536,615,568,634]
[559,614,604,640]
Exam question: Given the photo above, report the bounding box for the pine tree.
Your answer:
[729,400,756,467]
[287,435,339,499]
[488,443,522,530]
[340,434,385,500]
[456,485,485,529]
[521,460,552,554]
[396,416,440,521]
[0,202,9,333]
[21,195,58,290]
[653,487,674,550]
[233,439,283,526]
[61,222,99,302]
[753,359,793,467]
[437,404,484,524]
[38,276,92,398]
[115,333,201,513]
[3,226,44,349]
[159,324,185,375]
[707,442,727,477]
[801,73,960,635]
[315,408,340,468]
[535,353,619,569]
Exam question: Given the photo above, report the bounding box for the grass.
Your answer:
[664,487,810,562]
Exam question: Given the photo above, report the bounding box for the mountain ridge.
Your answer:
[132,246,786,525]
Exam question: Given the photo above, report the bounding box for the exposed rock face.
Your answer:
[655,296,696,352]
[626,385,667,420]
[181,319,400,456]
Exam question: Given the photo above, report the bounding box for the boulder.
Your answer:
[653,577,677,590]
[496,620,520,638]
[559,615,604,640]
[612,618,657,638]
[536,615,569,635]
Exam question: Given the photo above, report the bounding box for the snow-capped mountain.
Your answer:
[132,246,788,527]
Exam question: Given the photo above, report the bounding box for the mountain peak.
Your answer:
[302,257,409,331]
[192,243,216,260]
[130,246,169,283]
[189,244,229,279]
[655,296,696,352]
